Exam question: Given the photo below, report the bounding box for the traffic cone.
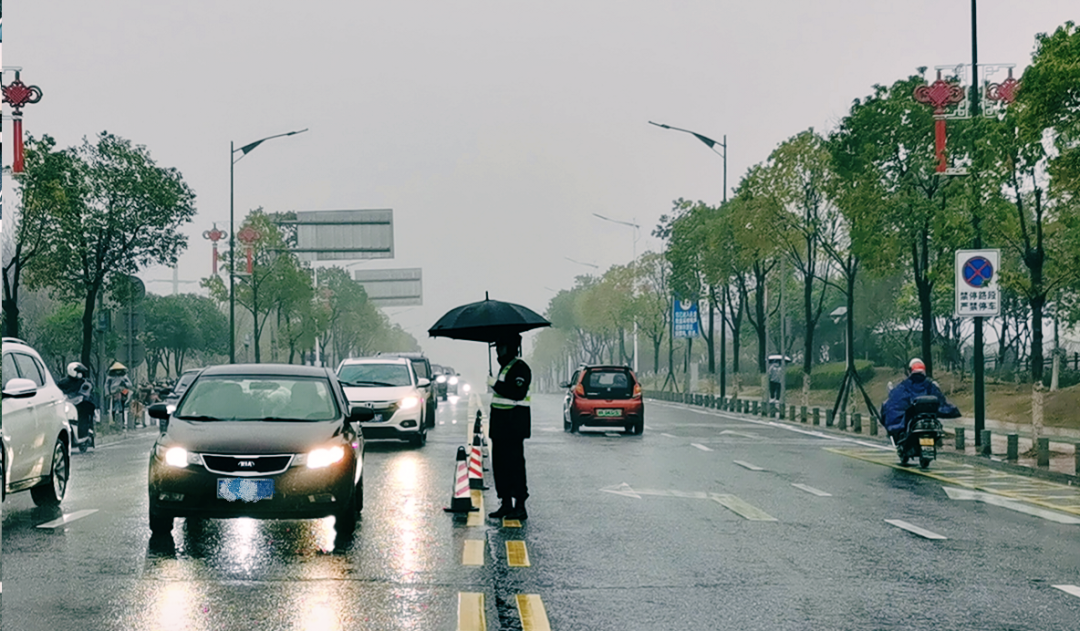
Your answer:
[443,446,478,513]
[474,410,488,448]
[468,433,487,489]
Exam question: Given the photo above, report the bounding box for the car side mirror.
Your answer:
[148,403,174,420]
[349,405,375,423]
[2,378,39,399]
[417,378,431,388]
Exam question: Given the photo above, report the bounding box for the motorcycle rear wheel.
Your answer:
[919,457,932,469]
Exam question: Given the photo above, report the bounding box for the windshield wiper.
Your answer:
[175,414,220,421]
[343,380,398,387]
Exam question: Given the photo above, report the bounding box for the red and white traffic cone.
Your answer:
[468,433,487,489]
[443,446,477,513]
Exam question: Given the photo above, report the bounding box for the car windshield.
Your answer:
[338,363,413,387]
[174,376,339,421]
[174,372,198,392]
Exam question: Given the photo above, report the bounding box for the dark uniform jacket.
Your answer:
[489,358,532,441]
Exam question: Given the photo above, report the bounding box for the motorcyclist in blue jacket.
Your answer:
[880,358,959,442]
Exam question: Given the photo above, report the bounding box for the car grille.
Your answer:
[202,454,294,476]
[358,400,399,423]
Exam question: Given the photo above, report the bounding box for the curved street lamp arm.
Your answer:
[233,128,309,163]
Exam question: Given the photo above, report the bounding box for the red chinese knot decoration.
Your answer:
[202,224,228,275]
[913,71,966,174]
[237,225,263,275]
[985,68,1019,105]
[1,71,44,174]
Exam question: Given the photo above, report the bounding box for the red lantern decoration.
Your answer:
[1,72,44,174]
[913,71,965,173]
[202,224,228,275]
[236,225,263,275]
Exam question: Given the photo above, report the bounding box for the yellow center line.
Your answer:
[467,491,484,526]
[462,539,485,566]
[516,594,552,631]
[507,540,531,567]
[458,592,486,631]
[502,518,522,528]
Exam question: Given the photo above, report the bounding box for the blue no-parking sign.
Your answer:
[955,249,1001,317]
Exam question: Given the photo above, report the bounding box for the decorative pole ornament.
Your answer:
[202,224,228,275]
[236,225,263,275]
[985,68,1019,106]
[913,70,965,173]
[1,71,44,174]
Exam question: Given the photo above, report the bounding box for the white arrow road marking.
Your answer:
[661,433,677,438]
[791,483,832,497]
[711,494,778,521]
[885,519,947,540]
[691,443,713,451]
[600,483,642,499]
[1053,585,1080,599]
[734,460,764,471]
[37,509,99,529]
[942,487,1080,525]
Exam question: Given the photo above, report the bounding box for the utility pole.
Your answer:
[971,0,986,446]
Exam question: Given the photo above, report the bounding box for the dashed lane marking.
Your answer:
[1053,585,1080,599]
[942,487,1080,525]
[458,592,486,631]
[691,443,713,451]
[791,483,832,497]
[827,447,1080,516]
[36,509,99,529]
[711,494,778,521]
[734,460,764,471]
[516,594,552,631]
[507,541,531,567]
[885,519,947,540]
[661,433,677,438]
[502,519,522,528]
[462,539,485,566]
[467,490,484,526]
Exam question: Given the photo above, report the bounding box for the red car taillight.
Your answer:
[633,384,642,399]
[575,383,585,396]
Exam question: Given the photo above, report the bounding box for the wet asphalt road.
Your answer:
[2,394,1079,630]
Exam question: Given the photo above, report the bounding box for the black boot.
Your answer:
[507,498,528,520]
[488,500,513,519]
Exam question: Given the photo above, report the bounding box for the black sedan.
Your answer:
[146,364,372,537]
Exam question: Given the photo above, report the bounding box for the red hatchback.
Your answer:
[562,365,644,435]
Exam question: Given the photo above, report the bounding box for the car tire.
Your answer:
[632,419,644,435]
[1,448,6,502]
[410,427,427,447]
[149,509,174,535]
[570,416,580,433]
[355,475,364,512]
[31,439,69,507]
[335,492,358,534]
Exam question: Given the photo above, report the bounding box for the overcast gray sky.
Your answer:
[4,1,1076,384]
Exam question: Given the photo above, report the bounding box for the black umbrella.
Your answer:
[428,293,551,374]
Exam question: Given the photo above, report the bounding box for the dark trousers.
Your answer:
[769,382,781,400]
[492,436,528,503]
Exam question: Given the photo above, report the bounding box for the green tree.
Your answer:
[23,132,197,370]
[30,303,84,375]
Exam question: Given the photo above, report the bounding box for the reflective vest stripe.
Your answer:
[492,358,530,408]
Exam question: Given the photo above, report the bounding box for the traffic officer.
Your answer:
[487,333,532,520]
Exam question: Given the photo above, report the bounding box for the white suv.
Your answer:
[336,357,430,447]
[2,337,74,505]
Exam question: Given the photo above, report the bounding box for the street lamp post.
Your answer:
[229,128,308,364]
[649,121,728,397]
[593,213,641,373]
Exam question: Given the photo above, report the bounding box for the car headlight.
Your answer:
[400,395,420,410]
[155,445,199,468]
[436,375,447,383]
[449,376,459,385]
[307,446,345,469]
[462,384,471,392]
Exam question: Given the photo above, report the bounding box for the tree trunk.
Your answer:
[912,238,935,379]
[1030,295,1045,384]
[707,290,715,374]
[2,244,24,339]
[80,285,101,368]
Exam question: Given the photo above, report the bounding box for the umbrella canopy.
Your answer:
[428,295,551,343]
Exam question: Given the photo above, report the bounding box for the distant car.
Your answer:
[146,363,370,537]
[562,365,644,435]
[431,364,449,400]
[164,368,202,407]
[2,337,75,505]
[376,352,436,428]
[337,357,431,446]
[443,366,461,397]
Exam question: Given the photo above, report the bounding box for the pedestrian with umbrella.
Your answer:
[429,294,550,521]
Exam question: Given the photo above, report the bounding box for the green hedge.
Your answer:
[784,360,875,390]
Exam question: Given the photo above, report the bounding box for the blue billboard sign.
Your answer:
[673,296,699,338]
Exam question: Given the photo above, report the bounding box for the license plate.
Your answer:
[217,478,274,502]
[919,437,935,446]
[596,409,623,418]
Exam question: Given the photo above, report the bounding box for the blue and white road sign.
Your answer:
[673,297,700,338]
[955,249,1000,317]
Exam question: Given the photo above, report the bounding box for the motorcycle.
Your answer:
[894,395,948,469]
[67,380,98,453]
